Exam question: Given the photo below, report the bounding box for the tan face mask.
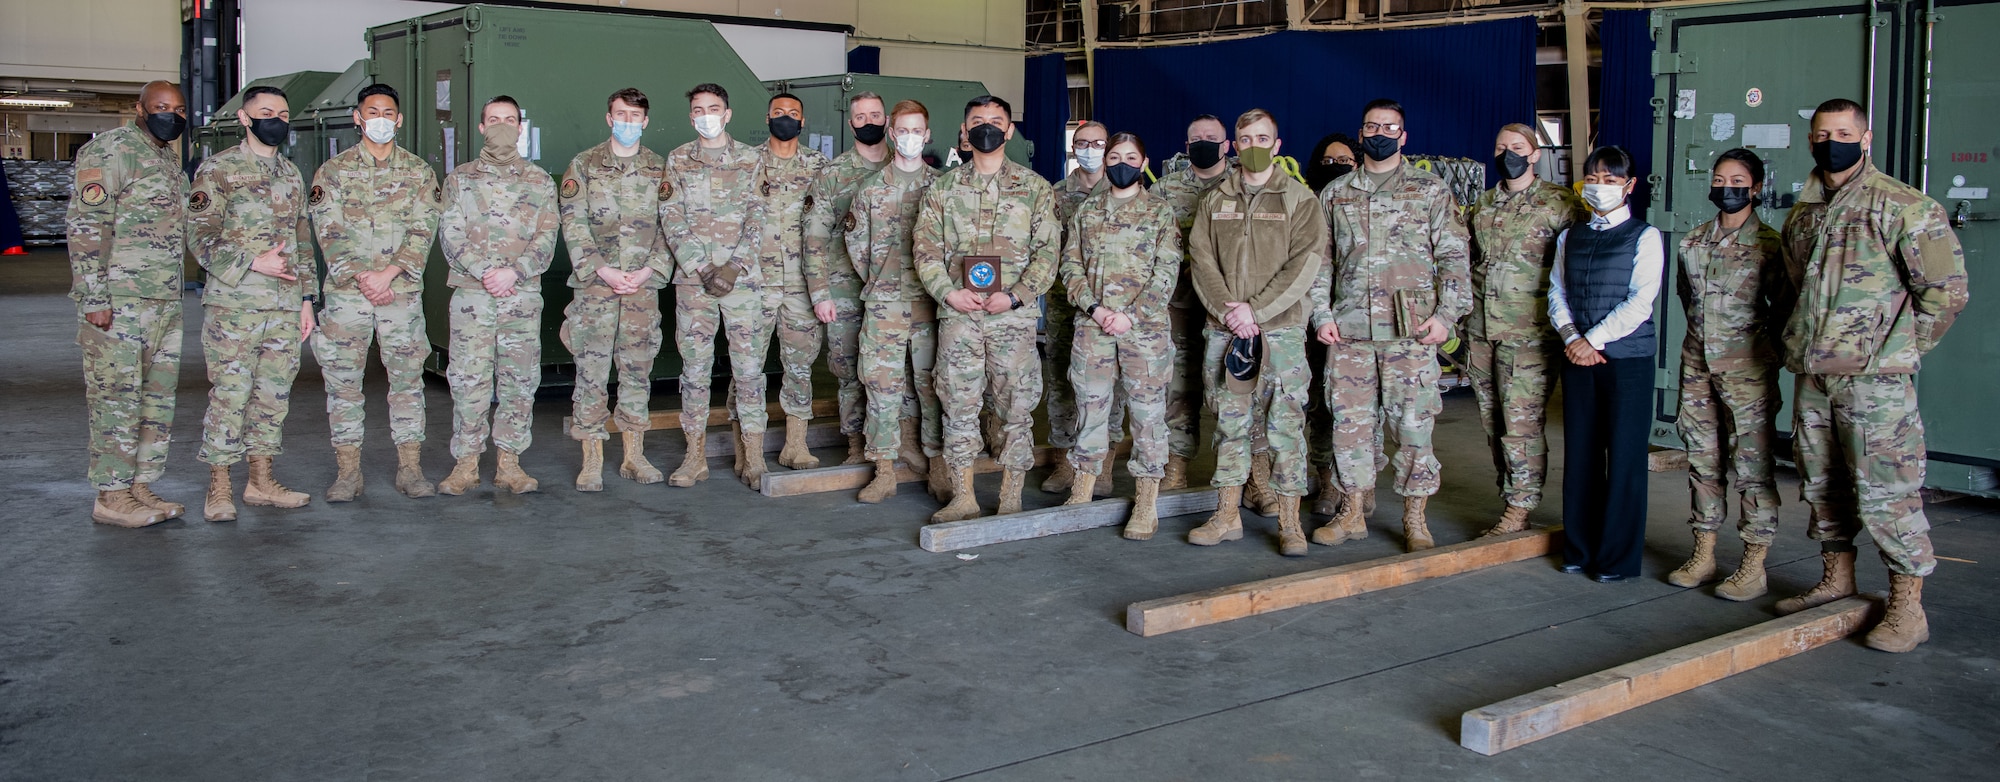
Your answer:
[482,123,521,162]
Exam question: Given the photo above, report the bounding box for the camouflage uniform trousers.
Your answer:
[1793,373,1936,576]
[198,308,302,465]
[312,290,430,447]
[765,288,824,421]
[79,297,181,490]
[859,302,942,462]
[562,286,662,440]
[1044,296,1127,449]
[1069,318,1171,478]
[677,283,772,435]
[824,297,866,435]
[1164,305,1205,458]
[446,288,542,459]
[1677,355,1781,543]
[937,312,1042,471]
[1326,339,1442,497]
[1465,338,1557,510]
[1203,327,1308,495]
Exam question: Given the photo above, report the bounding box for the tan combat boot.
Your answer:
[494,448,539,494]
[394,442,435,498]
[927,456,952,502]
[1124,477,1161,541]
[1042,460,1077,493]
[576,439,605,492]
[130,482,185,520]
[930,464,981,523]
[1865,573,1929,653]
[981,411,1006,460]
[1160,454,1189,490]
[1482,505,1531,538]
[1667,529,1719,587]
[1188,486,1244,545]
[1244,452,1277,516]
[996,469,1025,515]
[778,415,819,469]
[897,418,928,473]
[1313,488,1371,545]
[740,429,768,488]
[244,457,309,508]
[731,421,747,478]
[669,428,709,487]
[326,444,363,503]
[1776,550,1858,615]
[858,458,898,503]
[1402,495,1434,551]
[1276,495,1307,557]
[1715,542,1769,601]
[1063,471,1096,506]
[1312,467,1343,516]
[204,464,237,522]
[438,453,481,495]
[841,432,866,466]
[620,430,663,485]
[93,489,167,528]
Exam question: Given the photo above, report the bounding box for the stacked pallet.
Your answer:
[4,159,73,246]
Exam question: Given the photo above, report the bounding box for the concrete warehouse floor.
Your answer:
[2,247,1996,781]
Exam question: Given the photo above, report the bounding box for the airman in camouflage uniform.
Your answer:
[804,92,893,466]
[68,81,189,528]
[308,84,441,503]
[1461,125,1589,536]
[913,96,1059,523]
[661,83,771,489]
[435,100,559,497]
[1041,121,1123,497]
[1312,100,1471,553]
[188,85,319,522]
[754,92,832,470]
[1773,99,1969,653]
[559,88,671,492]
[1150,115,1235,488]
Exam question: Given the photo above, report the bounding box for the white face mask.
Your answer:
[693,114,725,140]
[363,117,398,144]
[894,133,926,160]
[1582,183,1628,213]
[1074,146,1104,172]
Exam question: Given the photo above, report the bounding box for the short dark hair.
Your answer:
[241,85,287,106]
[1313,133,1357,161]
[608,87,649,114]
[482,95,521,119]
[769,91,802,108]
[964,95,1011,119]
[687,83,729,107]
[1190,114,1222,127]
[357,83,399,109]
[1582,146,1636,179]
[1813,98,1868,127]
[1107,131,1146,159]
[1714,148,1766,185]
[1362,98,1404,124]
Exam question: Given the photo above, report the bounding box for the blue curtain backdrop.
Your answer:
[1023,53,1071,181]
[1596,9,1657,211]
[1092,19,1536,178]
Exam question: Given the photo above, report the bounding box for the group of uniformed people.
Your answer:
[70,77,1964,652]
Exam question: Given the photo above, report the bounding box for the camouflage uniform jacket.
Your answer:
[1151,162,1233,308]
[1678,212,1787,371]
[438,154,560,293]
[1780,160,1968,375]
[912,159,1061,320]
[1314,162,1472,341]
[188,141,317,311]
[802,147,889,304]
[309,142,440,295]
[1188,170,1326,330]
[660,138,768,286]
[756,141,829,292]
[560,140,671,289]
[844,162,939,302]
[67,121,186,310]
[1050,172,1109,301]
[1464,178,1586,342]
[1060,188,1181,330]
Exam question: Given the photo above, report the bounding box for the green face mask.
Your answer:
[1239,145,1274,173]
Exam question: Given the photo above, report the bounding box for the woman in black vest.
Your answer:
[1547,146,1663,582]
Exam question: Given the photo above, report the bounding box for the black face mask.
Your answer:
[248,117,289,147]
[1709,185,1757,215]
[966,123,1006,154]
[767,115,802,142]
[852,122,886,146]
[1811,139,1864,174]
[1187,140,1223,170]
[1306,162,1352,193]
[1106,162,1144,189]
[144,112,187,143]
[1494,149,1532,180]
[1359,134,1399,162]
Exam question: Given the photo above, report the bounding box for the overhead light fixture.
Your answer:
[0,96,74,109]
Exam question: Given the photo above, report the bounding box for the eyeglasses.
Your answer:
[1361,122,1403,136]
[1072,139,1106,150]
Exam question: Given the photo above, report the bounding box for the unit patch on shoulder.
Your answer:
[309,185,326,206]
[188,191,211,213]
[79,182,108,207]
[658,180,673,201]
[560,178,580,199]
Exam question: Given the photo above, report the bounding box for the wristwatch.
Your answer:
[1008,292,1024,310]
[302,294,319,306]
[1087,302,1105,317]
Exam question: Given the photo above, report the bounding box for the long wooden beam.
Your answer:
[1125,528,1562,637]
[1459,597,1879,755]
[702,422,845,458]
[758,447,1056,498]
[918,488,1222,552]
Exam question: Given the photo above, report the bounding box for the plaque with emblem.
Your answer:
[959,255,1003,294]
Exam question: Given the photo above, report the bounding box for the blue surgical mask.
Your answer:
[611,120,643,148]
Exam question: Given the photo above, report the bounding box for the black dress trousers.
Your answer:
[1560,355,1653,577]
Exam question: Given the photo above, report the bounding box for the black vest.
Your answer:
[1562,217,1656,360]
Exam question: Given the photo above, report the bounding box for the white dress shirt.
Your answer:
[1546,204,1664,350]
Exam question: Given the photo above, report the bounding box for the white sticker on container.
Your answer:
[1798,109,1816,120]
[442,127,456,173]
[1792,181,1805,193]
[1710,113,1736,141]
[1742,124,1791,149]
[1953,175,1966,187]
[1947,187,1988,200]
[1675,89,1697,120]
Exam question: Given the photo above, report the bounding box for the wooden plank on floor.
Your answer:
[563,398,839,436]
[759,447,1055,498]
[1124,527,1562,637]
[1458,597,1878,756]
[919,488,1221,552]
[703,422,844,457]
